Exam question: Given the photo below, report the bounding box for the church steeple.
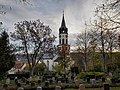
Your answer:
[59,11,68,34]
[61,11,66,27]
[59,12,68,45]
[57,12,70,58]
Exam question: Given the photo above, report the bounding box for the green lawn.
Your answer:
[64,87,120,90]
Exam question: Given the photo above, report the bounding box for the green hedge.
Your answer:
[77,72,104,79]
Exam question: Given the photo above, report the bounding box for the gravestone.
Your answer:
[17,83,24,90]
[36,86,42,90]
[15,76,18,84]
[17,87,24,90]
[44,81,49,87]
[75,80,80,87]
[102,77,105,82]
[103,84,110,90]
[52,77,55,82]
[90,79,96,86]
[58,81,62,86]
[55,86,61,90]
[31,82,35,87]
[79,84,85,90]
[5,78,10,85]
[38,80,41,84]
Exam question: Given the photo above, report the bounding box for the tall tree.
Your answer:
[0,31,15,78]
[11,19,56,76]
[93,0,120,72]
[88,27,118,72]
[76,29,92,72]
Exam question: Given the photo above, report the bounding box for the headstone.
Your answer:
[5,78,10,85]
[86,77,90,83]
[65,77,68,83]
[90,79,96,86]
[17,87,24,90]
[52,77,55,82]
[58,81,61,86]
[15,76,18,84]
[102,77,105,82]
[38,80,41,84]
[55,86,61,90]
[44,81,49,87]
[79,84,85,90]
[36,86,42,90]
[75,80,80,87]
[31,82,35,87]
[17,83,24,90]
[103,84,110,90]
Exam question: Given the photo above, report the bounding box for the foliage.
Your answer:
[29,76,39,82]
[0,31,15,79]
[77,72,104,79]
[34,62,46,75]
[11,19,56,76]
[25,62,46,75]
[52,63,64,74]
[88,52,103,72]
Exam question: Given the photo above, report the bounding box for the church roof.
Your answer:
[61,13,66,28]
[59,12,68,34]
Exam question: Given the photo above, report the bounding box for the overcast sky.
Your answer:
[0,0,105,47]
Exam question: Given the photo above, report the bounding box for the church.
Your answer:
[43,12,71,70]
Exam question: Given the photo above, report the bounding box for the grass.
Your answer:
[64,87,120,90]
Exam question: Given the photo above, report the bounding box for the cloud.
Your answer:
[0,0,105,46]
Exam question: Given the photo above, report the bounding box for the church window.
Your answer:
[62,39,64,44]
[59,39,61,44]
[66,39,68,44]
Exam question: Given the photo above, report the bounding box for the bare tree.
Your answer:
[89,24,118,71]
[76,28,92,72]
[88,0,120,72]
[11,19,56,76]
[94,0,120,35]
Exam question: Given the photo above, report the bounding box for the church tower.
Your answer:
[58,12,70,57]
[59,12,68,45]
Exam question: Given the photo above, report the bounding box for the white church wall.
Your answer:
[43,59,54,71]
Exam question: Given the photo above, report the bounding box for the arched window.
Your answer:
[62,39,64,44]
[66,39,68,44]
[59,39,61,44]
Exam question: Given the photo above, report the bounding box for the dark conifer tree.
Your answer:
[0,31,15,79]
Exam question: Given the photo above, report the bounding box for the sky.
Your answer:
[0,0,105,48]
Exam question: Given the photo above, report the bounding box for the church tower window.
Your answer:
[62,39,64,44]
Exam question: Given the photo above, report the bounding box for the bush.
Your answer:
[77,72,104,80]
[29,76,39,83]
[112,72,120,83]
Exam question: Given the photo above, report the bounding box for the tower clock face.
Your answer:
[62,30,64,33]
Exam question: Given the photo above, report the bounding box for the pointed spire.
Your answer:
[61,10,66,27]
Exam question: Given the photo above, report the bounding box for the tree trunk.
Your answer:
[30,66,35,76]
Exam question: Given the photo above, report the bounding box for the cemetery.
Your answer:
[0,0,120,90]
[1,71,120,90]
